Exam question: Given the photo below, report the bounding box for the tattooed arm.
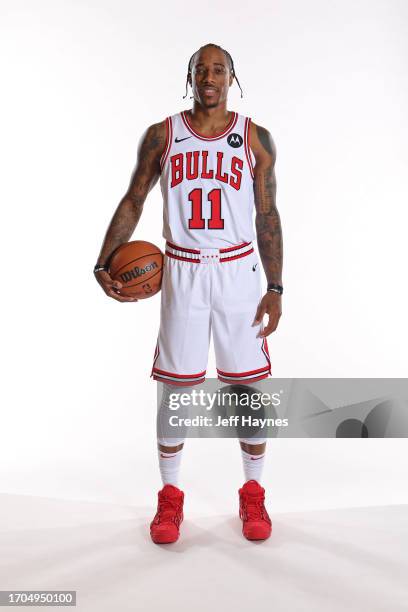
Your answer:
[250,122,283,336]
[94,120,166,302]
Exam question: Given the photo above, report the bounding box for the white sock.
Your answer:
[158,448,183,486]
[157,383,192,487]
[240,447,265,483]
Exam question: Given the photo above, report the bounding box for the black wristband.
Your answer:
[267,283,283,295]
[94,263,108,273]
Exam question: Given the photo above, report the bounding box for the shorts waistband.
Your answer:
[165,241,254,264]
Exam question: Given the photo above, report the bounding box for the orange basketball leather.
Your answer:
[109,240,163,298]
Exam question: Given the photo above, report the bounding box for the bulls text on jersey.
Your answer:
[170,151,243,191]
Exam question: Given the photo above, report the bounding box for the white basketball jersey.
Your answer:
[159,111,256,249]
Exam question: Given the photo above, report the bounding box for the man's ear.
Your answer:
[188,73,192,87]
[229,73,234,86]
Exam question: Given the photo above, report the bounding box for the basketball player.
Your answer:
[94,44,283,544]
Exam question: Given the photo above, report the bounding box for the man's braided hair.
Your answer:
[183,43,243,99]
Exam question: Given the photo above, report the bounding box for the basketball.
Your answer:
[108,240,164,299]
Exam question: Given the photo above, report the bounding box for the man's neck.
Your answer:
[188,102,231,129]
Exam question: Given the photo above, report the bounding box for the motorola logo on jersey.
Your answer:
[227,133,243,148]
[170,151,243,191]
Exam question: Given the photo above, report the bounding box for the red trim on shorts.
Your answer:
[181,111,238,141]
[218,372,270,385]
[150,341,160,377]
[153,375,206,387]
[220,248,254,263]
[153,367,206,379]
[219,241,252,253]
[152,366,206,387]
[217,365,270,378]
[165,242,253,263]
[261,337,272,374]
[165,251,200,263]
[166,241,200,254]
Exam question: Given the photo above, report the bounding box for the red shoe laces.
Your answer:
[157,496,182,522]
[242,496,266,521]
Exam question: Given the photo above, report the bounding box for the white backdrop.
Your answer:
[1,0,407,513]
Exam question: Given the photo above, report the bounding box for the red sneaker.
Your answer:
[150,484,184,544]
[239,480,272,541]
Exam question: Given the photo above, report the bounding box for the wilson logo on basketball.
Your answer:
[119,261,158,283]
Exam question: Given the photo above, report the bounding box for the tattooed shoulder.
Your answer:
[251,123,276,162]
[139,120,167,160]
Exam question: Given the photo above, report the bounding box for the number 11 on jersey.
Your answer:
[188,188,224,230]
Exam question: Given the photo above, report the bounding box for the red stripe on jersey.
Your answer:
[160,117,173,170]
[181,111,238,141]
[244,117,255,179]
[247,118,255,175]
[159,118,169,170]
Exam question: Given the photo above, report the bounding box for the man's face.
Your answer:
[189,47,234,108]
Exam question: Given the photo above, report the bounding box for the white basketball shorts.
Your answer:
[151,241,271,386]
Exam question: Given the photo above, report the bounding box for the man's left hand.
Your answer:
[253,292,282,337]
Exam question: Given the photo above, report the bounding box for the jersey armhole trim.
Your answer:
[160,117,173,171]
[244,117,255,180]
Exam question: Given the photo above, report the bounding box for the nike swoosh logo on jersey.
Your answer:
[252,264,258,271]
[175,136,192,143]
